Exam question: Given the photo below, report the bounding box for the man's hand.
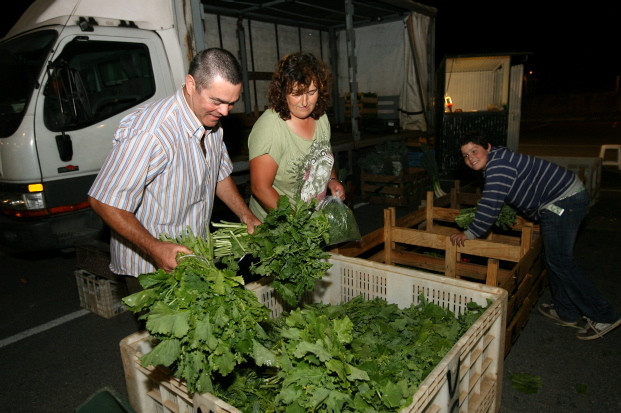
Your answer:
[89,196,191,272]
[450,232,468,247]
[148,241,193,272]
[240,212,261,234]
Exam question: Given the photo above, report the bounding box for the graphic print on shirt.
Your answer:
[290,135,334,202]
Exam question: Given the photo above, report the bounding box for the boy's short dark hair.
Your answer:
[458,131,493,148]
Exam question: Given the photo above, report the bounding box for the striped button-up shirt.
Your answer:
[466,147,576,239]
[88,87,233,275]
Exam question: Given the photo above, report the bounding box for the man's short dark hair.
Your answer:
[189,48,242,90]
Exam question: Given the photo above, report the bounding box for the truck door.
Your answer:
[34,30,175,191]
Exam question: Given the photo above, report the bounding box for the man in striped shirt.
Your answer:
[450,132,620,340]
[88,48,260,290]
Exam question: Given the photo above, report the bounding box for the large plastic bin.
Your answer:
[120,254,507,413]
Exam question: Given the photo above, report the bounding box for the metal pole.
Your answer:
[236,19,252,115]
[344,0,360,144]
[190,0,206,52]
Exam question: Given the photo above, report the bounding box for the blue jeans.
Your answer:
[540,189,620,323]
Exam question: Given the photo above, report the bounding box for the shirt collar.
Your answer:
[176,86,220,140]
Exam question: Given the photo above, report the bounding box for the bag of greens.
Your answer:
[317,196,362,245]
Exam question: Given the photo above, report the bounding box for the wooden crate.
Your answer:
[333,185,546,355]
[360,168,429,206]
[344,92,378,118]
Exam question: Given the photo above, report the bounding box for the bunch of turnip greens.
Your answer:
[211,295,488,412]
[454,203,518,230]
[122,195,332,394]
[213,195,332,306]
[122,251,272,394]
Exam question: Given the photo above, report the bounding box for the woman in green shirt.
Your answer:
[248,52,345,221]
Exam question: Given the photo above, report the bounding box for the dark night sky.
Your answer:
[2,1,618,95]
[429,2,619,94]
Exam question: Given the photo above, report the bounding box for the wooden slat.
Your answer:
[486,258,499,286]
[445,236,457,278]
[426,192,434,230]
[390,227,522,262]
[331,227,383,256]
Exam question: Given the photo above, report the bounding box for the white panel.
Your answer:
[248,20,280,71]
[337,20,406,97]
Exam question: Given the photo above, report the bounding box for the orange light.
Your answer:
[28,183,44,192]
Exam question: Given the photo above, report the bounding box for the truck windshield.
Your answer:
[0,30,57,138]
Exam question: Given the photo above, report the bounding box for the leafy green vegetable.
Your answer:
[122,252,271,394]
[212,196,332,306]
[421,145,446,198]
[509,371,543,394]
[211,295,488,412]
[455,204,518,230]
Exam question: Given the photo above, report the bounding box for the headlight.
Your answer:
[0,191,46,211]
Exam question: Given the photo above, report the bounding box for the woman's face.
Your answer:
[461,142,491,171]
[286,81,318,120]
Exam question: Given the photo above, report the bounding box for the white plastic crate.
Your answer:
[120,254,507,413]
[75,269,127,318]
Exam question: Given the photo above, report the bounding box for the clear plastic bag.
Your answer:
[316,196,362,246]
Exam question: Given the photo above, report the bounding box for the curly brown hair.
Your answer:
[268,52,332,120]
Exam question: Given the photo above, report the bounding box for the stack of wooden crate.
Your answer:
[332,183,547,355]
[344,92,378,119]
[360,168,429,207]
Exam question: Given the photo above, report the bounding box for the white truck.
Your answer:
[0,0,435,252]
[0,0,204,251]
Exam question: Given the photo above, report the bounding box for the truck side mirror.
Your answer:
[44,59,93,129]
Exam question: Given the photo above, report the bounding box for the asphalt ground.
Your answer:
[1,120,620,412]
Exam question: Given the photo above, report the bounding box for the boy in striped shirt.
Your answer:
[450,132,620,340]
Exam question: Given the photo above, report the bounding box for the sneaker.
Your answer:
[576,318,621,340]
[538,303,578,327]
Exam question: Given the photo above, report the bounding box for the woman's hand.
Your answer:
[328,178,346,201]
[450,232,468,247]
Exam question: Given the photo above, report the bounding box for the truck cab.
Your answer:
[0,0,190,251]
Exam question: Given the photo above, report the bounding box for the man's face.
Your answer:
[461,142,491,171]
[185,74,241,128]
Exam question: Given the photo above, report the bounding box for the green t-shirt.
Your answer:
[248,109,334,220]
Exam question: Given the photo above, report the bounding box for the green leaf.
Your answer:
[213,344,236,375]
[146,302,191,338]
[379,380,405,408]
[137,269,172,289]
[140,338,181,368]
[346,364,370,381]
[509,371,543,394]
[324,389,351,413]
[252,340,277,367]
[294,340,332,362]
[277,384,301,405]
[195,315,218,351]
[332,316,354,344]
[122,288,157,310]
